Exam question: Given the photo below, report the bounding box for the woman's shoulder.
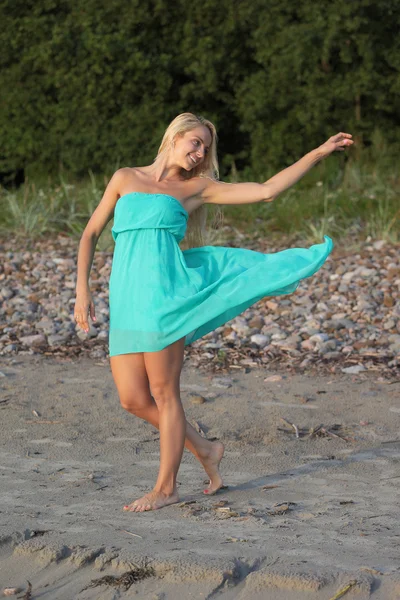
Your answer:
[110,167,143,192]
[111,166,140,180]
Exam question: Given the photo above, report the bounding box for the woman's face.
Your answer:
[173,125,212,171]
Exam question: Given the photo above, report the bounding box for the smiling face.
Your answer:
[173,125,213,172]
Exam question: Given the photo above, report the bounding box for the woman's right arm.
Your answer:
[74,168,127,332]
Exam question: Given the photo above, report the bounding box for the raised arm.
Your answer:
[201,132,353,205]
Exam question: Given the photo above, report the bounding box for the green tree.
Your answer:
[0,0,399,179]
[236,0,400,174]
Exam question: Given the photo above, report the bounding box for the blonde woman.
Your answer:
[74,113,353,512]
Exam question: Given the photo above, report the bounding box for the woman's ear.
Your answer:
[172,132,184,148]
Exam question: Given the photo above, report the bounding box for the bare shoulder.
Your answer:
[80,168,134,239]
[110,167,137,193]
[116,166,150,196]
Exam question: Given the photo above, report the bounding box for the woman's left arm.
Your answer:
[202,132,353,205]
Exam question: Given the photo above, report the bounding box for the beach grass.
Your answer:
[1,155,398,249]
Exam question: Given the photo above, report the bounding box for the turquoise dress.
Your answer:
[109,192,333,356]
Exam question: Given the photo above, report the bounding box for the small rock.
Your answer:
[19,334,47,347]
[383,294,395,308]
[97,330,109,340]
[263,375,282,382]
[318,340,337,353]
[341,365,367,374]
[248,315,264,329]
[3,588,20,596]
[309,333,329,343]
[341,346,353,353]
[47,333,71,346]
[35,318,56,334]
[230,318,250,336]
[2,344,17,353]
[89,347,107,359]
[343,271,356,282]
[360,268,377,277]
[300,339,315,351]
[250,334,269,348]
[222,326,233,337]
[265,300,278,311]
[223,330,238,342]
[190,395,206,405]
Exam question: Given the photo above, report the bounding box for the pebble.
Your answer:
[190,395,206,405]
[47,333,71,346]
[250,334,269,348]
[19,334,47,347]
[0,235,399,377]
[341,365,367,374]
[263,375,283,382]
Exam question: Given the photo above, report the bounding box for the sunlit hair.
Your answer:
[155,113,222,248]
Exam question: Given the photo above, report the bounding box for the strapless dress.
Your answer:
[108,192,333,355]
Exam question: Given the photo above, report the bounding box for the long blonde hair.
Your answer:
[155,112,222,248]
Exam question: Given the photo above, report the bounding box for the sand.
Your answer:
[0,354,399,599]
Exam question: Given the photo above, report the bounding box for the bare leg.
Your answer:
[110,342,224,511]
[140,337,187,510]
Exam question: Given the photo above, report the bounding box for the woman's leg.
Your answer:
[110,342,224,511]
[139,337,187,508]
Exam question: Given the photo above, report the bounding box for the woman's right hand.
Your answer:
[318,132,353,158]
[74,289,96,333]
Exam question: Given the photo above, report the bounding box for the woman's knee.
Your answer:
[120,391,153,416]
[150,382,180,408]
[110,353,153,415]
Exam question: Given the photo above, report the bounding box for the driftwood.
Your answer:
[279,418,352,442]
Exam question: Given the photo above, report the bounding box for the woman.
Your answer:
[74,112,353,512]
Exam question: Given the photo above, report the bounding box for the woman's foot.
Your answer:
[123,489,179,512]
[199,441,225,495]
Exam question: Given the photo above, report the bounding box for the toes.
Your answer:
[203,486,222,496]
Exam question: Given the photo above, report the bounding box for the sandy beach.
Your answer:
[0,353,399,599]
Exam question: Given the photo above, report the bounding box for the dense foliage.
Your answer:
[1,0,399,179]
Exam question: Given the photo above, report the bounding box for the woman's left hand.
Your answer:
[318,132,354,157]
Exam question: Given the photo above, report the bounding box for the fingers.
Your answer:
[333,133,354,151]
[340,138,354,148]
[74,305,93,333]
[331,132,352,142]
[89,301,96,323]
[74,293,96,333]
[74,312,89,333]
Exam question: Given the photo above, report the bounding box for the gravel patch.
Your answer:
[1,234,399,378]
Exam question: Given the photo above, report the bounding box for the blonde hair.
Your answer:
[155,112,222,248]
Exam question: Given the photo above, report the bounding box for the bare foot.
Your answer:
[123,489,179,512]
[200,441,225,495]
